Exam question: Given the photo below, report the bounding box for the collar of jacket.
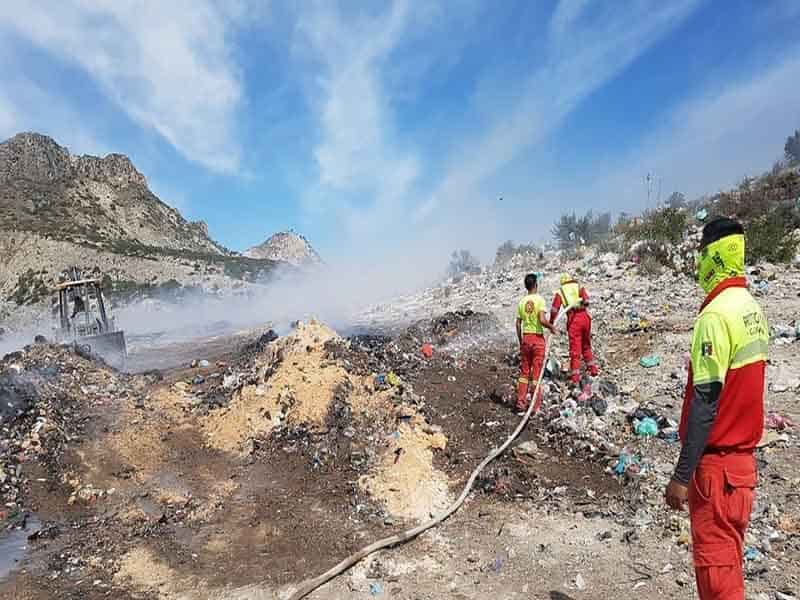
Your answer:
[699,276,748,312]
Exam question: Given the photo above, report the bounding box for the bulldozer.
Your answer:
[52,268,127,370]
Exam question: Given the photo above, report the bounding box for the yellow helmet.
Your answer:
[560,273,571,285]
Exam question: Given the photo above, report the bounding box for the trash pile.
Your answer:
[200,320,453,521]
[0,343,138,520]
[334,310,500,377]
[626,226,700,275]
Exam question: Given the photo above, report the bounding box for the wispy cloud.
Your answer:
[0,0,247,173]
[0,73,107,156]
[549,0,592,39]
[290,0,705,271]
[573,48,800,214]
[296,0,421,235]
[416,0,703,221]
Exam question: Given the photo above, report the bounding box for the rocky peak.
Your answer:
[71,153,146,187]
[0,132,146,187]
[0,132,71,183]
[243,231,321,266]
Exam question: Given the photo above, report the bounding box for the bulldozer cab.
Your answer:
[52,269,127,369]
[56,278,112,337]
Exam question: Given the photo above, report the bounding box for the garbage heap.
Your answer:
[0,343,138,519]
[200,320,452,522]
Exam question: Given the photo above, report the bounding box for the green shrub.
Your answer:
[8,269,50,305]
[551,211,611,249]
[638,255,662,277]
[746,204,800,263]
[624,207,687,246]
[494,241,540,265]
[447,249,481,278]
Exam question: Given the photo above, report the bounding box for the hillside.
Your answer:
[0,132,225,254]
[0,133,284,325]
[243,230,322,266]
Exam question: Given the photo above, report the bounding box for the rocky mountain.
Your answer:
[243,231,321,266]
[0,132,284,324]
[0,132,223,254]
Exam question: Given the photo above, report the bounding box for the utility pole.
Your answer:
[657,176,663,207]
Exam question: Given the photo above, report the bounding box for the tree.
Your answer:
[495,240,516,264]
[447,249,480,278]
[785,130,800,164]
[551,210,611,249]
[666,192,686,209]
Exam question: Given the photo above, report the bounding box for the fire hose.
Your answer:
[287,308,570,600]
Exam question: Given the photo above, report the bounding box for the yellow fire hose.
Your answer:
[287,309,570,600]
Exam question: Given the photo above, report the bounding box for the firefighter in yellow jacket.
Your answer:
[550,273,598,384]
[516,273,557,413]
[666,217,767,599]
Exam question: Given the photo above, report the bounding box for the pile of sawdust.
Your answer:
[202,321,390,453]
[114,547,189,599]
[359,420,451,522]
[201,320,453,522]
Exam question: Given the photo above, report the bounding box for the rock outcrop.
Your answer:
[0,132,224,254]
[243,231,321,266]
[0,132,146,187]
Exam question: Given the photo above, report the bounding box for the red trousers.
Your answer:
[517,333,545,411]
[689,452,757,600]
[567,311,597,383]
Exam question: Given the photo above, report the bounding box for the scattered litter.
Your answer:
[420,344,433,359]
[513,440,539,458]
[544,357,561,379]
[766,411,794,431]
[639,355,661,368]
[754,280,770,296]
[635,418,659,437]
[369,582,383,596]
[744,547,761,561]
[757,430,790,448]
[488,556,505,573]
[770,324,799,339]
[589,396,608,416]
[613,452,640,475]
[574,573,586,590]
[576,383,593,402]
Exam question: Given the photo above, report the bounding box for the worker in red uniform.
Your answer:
[550,273,598,385]
[516,273,557,414]
[666,217,767,600]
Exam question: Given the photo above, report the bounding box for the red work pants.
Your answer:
[567,311,597,383]
[517,333,545,411]
[689,452,757,600]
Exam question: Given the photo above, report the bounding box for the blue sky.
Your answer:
[1,0,799,275]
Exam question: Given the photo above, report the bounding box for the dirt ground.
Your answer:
[1,299,798,600]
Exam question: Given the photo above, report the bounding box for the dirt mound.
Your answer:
[201,320,453,521]
[202,321,347,452]
[359,421,450,521]
[0,344,135,515]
